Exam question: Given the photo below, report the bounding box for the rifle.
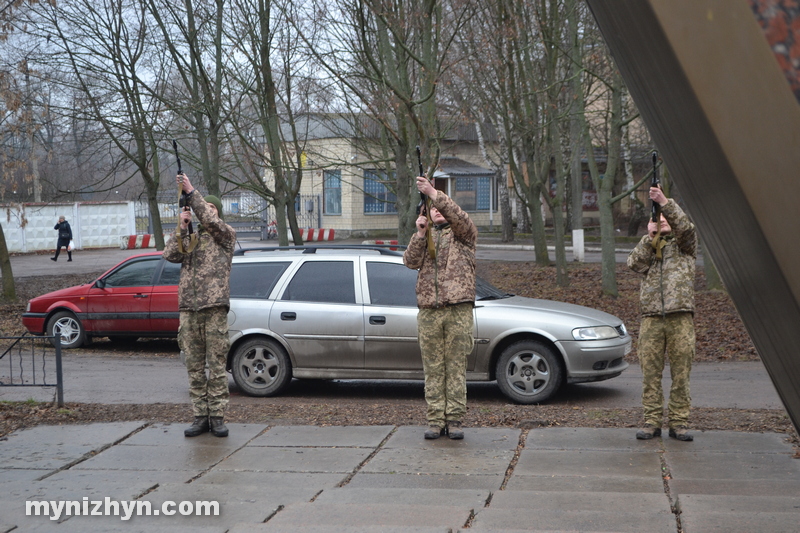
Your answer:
[173,140,197,253]
[651,151,660,223]
[416,145,436,259]
[649,150,667,259]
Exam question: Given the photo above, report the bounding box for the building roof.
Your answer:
[434,157,493,178]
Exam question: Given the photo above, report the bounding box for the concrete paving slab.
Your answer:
[4,476,158,504]
[661,430,793,453]
[230,526,452,533]
[679,511,800,533]
[675,493,800,516]
[362,447,514,475]
[669,477,800,497]
[0,468,48,484]
[44,468,192,491]
[313,487,490,508]
[525,427,664,451]
[488,490,672,513]
[248,425,394,447]
[25,513,229,533]
[1,444,117,471]
[195,470,347,489]
[0,421,145,470]
[72,442,224,472]
[346,472,504,490]
[260,502,473,531]
[665,450,800,481]
[514,449,663,478]
[384,426,520,450]
[214,446,373,473]
[504,473,665,493]
[143,482,318,507]
[122,422,268,447]
[470,508,677,533]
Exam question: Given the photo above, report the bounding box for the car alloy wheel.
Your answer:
[230,337,292,397]
[47,310,85,349]
[495,340,563,404]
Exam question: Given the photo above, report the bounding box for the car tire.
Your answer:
[47,310,86,350]
[496,340,563,404]
[231,337,292,397]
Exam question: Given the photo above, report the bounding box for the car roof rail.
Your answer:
[233,244,406,256]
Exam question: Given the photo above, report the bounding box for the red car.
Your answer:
[22,252,180,349]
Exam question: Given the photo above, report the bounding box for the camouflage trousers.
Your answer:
[417,302,474,429]
[638,312,695,428]
[179,307,230,418]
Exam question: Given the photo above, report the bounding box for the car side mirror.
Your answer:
[94,278,106,289]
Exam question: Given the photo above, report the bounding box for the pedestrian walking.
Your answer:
[404,174,478,440]
[627,185,698,442]
[51,216,72,262]
[164,173,236,438]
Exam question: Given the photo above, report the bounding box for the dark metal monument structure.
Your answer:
[585,0,800,433]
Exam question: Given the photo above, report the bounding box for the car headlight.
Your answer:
[572,326,619,340]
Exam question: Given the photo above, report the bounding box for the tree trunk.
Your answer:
[0,223,16,301]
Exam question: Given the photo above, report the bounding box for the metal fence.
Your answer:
[134,192,321,239]
[0,334,63,407]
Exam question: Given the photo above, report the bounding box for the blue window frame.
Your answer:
[324,170,342,215]
[452,176,494,211]
[363,170,397,214]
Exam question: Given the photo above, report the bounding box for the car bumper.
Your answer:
[22,313,47,335]
[557,337,632,383]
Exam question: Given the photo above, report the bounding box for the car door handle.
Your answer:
[281,312,296,321]
[369,316,386,325]
[133,294,149,298]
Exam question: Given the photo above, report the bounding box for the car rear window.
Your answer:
[281,261,355,304]
[366,262,418,307]
[231,262,290,299]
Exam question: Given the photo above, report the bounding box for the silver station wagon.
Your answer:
[226,245,631,404]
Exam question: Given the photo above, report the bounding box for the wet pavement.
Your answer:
[1,423,798,532]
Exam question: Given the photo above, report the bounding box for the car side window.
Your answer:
[231,262,290,299]
[102,258,158,288]
[282,261,355,304]
[156,260,181,286]
[366,262,418,307]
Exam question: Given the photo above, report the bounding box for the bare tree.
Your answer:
[299,0,474,242]
[28,0,173,248]
[221,0,326,245]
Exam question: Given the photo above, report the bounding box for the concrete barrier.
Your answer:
[120,234,167,249]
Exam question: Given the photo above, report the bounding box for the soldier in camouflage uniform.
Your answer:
[404,175,477,440]
[164,173,237,438]
[627,186,697,442]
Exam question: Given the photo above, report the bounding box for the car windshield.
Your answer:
[476,276,513,301]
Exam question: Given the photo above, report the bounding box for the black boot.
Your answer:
[184,416,209,437]
[67,252,72,262]
[209,416,228,437]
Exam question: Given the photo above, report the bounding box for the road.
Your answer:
[0,350,783,411]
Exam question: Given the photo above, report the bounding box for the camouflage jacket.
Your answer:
[403,191,478,309]
[627,199,697,317]
[164,191,237,312]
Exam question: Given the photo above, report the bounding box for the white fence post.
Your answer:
[572,229,585,262]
